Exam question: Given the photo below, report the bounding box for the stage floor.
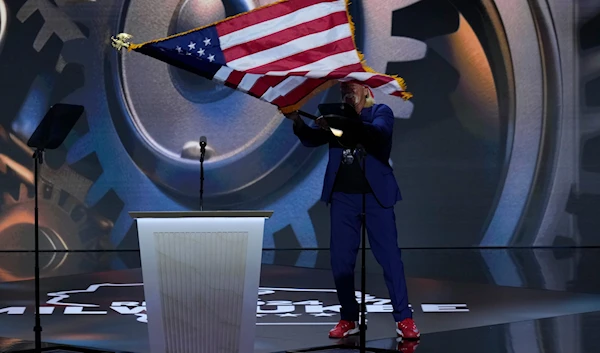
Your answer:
[0,248,598,353]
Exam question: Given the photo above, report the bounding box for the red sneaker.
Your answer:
[396,318,420,340]
[329,320,359,338]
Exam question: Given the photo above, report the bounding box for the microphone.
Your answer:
[199,136,207,211]
[342,149,354,165]
[354,144,366,159]
[199,136,207,155]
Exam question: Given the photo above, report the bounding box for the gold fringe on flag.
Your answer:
[343,0,413,100]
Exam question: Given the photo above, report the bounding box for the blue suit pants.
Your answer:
[330,192,412,322]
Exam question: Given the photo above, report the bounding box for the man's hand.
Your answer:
[283,110,329,131]
[285,110,332,147]
[315,117,329,130]
[283,111,301,122]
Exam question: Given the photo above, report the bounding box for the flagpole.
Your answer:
[297,110,319,120]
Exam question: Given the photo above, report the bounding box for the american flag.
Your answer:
[127,0,411,113]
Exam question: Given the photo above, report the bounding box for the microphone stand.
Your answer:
[356,144,368,353]
[199,140,206,211]
[33,148,43,352]
[298,110,319,120]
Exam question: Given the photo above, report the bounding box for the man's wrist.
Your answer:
[292,115,303,126]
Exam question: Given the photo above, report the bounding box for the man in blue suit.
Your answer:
[284,82,419,340]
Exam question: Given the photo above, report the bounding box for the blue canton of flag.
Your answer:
[135,26,227,81]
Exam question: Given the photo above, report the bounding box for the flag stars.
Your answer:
[203,37,212,46]
[175,46,182,54]
[207,54,215,62]
[197,48,205,56]
[188,41,196,50]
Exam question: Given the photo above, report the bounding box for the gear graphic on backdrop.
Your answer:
[0,0,118,271]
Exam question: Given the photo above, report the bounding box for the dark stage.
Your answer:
[0,248,598,353]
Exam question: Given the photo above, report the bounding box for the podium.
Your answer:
[130,211,273,353]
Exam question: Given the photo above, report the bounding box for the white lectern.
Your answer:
[130,211,273,353]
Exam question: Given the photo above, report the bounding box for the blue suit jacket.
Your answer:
[293,104,402,208]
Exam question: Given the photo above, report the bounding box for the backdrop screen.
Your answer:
[0,0,598,253]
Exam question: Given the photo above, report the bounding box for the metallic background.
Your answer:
[0,0,598,260]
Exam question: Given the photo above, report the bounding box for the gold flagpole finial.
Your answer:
[111,33,133,50]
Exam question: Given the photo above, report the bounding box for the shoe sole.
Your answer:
[329,327,360,339]
[396,328,420,340]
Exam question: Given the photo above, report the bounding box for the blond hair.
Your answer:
[364,87,375,108]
